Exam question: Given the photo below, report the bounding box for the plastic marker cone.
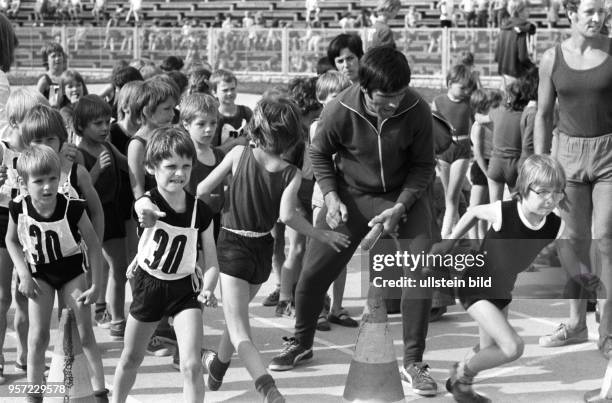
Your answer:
[47,308,95,402]
[343,285,405,403]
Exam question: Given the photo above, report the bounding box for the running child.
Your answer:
[0,89,48,384]
[5,145,108,402]
[74,94,129,339]
[112,127,218,403]
[429,154,566,403]
[433,63,478,237]
[196,98,350,402]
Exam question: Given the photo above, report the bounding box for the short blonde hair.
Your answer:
[6,88,49,127]
[17,144,61,182]
[515,154,566,200]
[316,70,351,101]
[180,93,219,123]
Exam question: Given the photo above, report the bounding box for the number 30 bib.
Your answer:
[136,199,198,281]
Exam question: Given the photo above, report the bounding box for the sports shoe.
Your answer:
[268,337,313,371]
[154,327,177,345]
[202,349,225,391]
[263,384,286,403]
[445,364,491,403]
[539,323,588,347]
[275,300,292,318]
[328,308,358,327]
[109,320,126,339]
[95,309,112,329]
[15,361,49,377]
[263,288,280,307]
[400,362,438,396]
[146,336,173,356]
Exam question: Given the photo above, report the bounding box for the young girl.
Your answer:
[112,127,218,403]
[433,63,478,237]
[5,145,108,402]
[74,94,129,339]
[58,69,89,137]
[430,154,566,403]
[196,99,350,402]
[0,89,48,383]
[36,42,66,105]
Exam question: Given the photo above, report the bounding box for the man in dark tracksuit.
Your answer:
[268,46,439,397]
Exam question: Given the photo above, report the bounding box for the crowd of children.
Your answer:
[0,34,586,403]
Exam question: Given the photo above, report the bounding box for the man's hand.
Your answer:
[324,191,348,229]
[367,203,405,237]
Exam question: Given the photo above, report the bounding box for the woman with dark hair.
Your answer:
[326,33,364,83]
[0,13,17,137]
[35,42,67,106]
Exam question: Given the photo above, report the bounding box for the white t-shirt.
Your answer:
[0,71,10,141]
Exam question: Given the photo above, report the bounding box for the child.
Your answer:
[429,154,566,403]
[308,71,356,330]
[487,79,529,202]
[517,66,538,169]
[58,69,89,137]
[433,63,478,237]
[126,76,179,355]
[5,145,108,402]
[371,0,401,48]
[74,95,129,339]
[0,89,48,384]
[36,42,66,105]
[181,93,225,240]
[110,80,143,156]
[468,88,502,240]
[112,127,218,403]
[209,69,253,154]
[196,99,350,402]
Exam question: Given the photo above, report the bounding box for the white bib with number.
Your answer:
[135,198,198,281]
[17,195,81,271]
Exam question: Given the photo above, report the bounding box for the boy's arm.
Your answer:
[127,138,146,199]
[279,172,350,252]
[196,146,240,199]
[199,223,219,305]
[76,165,105,241]
[77,210,103,304]
[5,212,40,298]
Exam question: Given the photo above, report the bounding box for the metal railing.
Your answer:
[10,27,570,83]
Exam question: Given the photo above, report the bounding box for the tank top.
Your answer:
[128,136,156,191]
[222,146,298,233]
[186,148,225,214]
[433,94,473,138]
[59,162,82,200]
[551,42,612,137]
[490,106,522,158]
[17,195,84,271]
[0,141,21,210]
[135,195,199,281]
[79,143,120,205]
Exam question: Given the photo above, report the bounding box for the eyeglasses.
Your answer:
[529,187,565,201]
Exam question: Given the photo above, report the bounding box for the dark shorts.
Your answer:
[129,268,201,322]
[31,254,86,290]
[217,229,274,285]
[438,138,472,164]
[459,294,512,311]
[470,159,490,186]
[0,212,8,248]
[103,202,127,242]
[488,156,519,189]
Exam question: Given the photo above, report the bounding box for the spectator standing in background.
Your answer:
[490,0,508,27]
[305,0,320,23]
[439,0,456,28]
[125,0,142,25]
[461,0,477,27]
[339,11,356,31]
[405,6,421,28]
[476,0,489,27]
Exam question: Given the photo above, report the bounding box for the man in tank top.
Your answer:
[534,0,612,360]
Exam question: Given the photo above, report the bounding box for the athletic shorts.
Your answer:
[103,202,127,242]
[31,254,86,290]
[553,132,612,184]
[459,294,512,311]
[437,138,472,164]
[217,229,274,285]
[129,268,201,322]
[487,156,519,189]
[469,160,489,186]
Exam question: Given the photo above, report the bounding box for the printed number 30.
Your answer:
[29,225,62,265]
[144,229,187,274]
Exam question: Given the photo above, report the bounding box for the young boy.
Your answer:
[209,69,253,154]
[112,127,218,403]
[5,145,108,402]
[126,76,179,356]
[371,0,401,48]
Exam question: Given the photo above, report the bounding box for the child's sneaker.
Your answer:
[262,288,280,307]
[400,362,438,396]
[268,337,313,371]
[275,300,292,318]
[202,349,227,391]
[263,384,285,403]
[447,377,491,403]
[146,336,173,356]
[538,323,588,347]
[109,320,126,339]
[15,361,49,377]
[95,309,112,329]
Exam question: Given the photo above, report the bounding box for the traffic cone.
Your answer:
[47,308,96,402]
[585,358,612,402]
[343,284,406,403]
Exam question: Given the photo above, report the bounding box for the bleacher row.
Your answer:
[6,0,568,29]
